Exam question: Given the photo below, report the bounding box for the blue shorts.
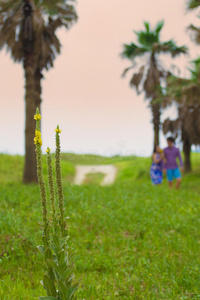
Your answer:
[166,168,181,182]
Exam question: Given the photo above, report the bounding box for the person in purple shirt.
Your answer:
[163,137,183,189]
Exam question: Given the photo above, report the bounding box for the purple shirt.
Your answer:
[164,146,183,170]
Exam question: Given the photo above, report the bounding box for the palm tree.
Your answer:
[0,0,78,183]
[121,21,187,148]
[163,58,200,172]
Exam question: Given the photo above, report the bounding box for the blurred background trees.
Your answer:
[162,1,200,172]
[163,58,200,172]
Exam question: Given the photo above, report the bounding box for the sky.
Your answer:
[0,0,199,157]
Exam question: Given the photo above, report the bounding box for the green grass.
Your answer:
[83,172,105,185]
[0,153,200,299]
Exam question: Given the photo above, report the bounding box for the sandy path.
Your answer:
[74,165,117,185]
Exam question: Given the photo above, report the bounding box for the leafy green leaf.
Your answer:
[52,234,60,250]
[42,236,49,248]
[58,279,69,300]
[36,262,48,272]
[47,264,56,282]
[68,283,79,299]
[60,236,69,248]
[37,245,45,254]
[43,275,57,297]
[48,259,61,278]
[44,248,53,261]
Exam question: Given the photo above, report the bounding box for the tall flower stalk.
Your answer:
[46,147,56,228]
[55,125,66,237]
[34,109,78,300]
[34,109,49,247]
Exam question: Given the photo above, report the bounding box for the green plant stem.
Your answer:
[46,149,56,228]
[35,109,49,246]
[55,127,65,237]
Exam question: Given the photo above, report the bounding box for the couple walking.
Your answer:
[150,137,183,189]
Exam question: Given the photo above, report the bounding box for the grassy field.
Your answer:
[0,153,200,299]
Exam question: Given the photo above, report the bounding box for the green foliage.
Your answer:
[134,21,161,48]
[121,20,187,62]
[155,20,164,34]
[121,43,148,59]
[83,172,105,185]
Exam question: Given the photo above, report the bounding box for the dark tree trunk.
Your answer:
[34,68,43,109]
[22,0,38,184]
[183,138,191,173]
[23,67,43,183]
[151,102,161,147]
[23,54,38,184]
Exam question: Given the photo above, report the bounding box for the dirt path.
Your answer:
[74,165,117,185]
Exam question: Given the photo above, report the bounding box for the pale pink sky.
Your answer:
[0,0,199,156]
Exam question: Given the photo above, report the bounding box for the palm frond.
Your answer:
[0,0,78,70]
[187,0,200,9]
[121,65,135,77]
[163,118,180,135]
[188,24,200,44]
[144,21,150,33]
[155,20,164,35]
[0,0,21,13]
[135,29,159,48]
[166,63,200,106]
[121,43,148,59]
[143,56,160,99]
[157,40,188,57]
[130,65,145,93]
[121,20,187,103]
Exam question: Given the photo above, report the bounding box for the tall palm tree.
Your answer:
[121,21,187,148]
[163,58,200,172]
[0,0,77,183]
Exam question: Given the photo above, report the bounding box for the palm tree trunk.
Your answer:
[183,138,191,173]
[34,68,43,126]
[23,54,38,184]
[22,0,39,184]
[151,102,161,147]
[34,68,43,109]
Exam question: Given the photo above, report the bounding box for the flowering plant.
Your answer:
[34,108,78,300]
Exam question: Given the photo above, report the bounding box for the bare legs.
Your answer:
[168,178,181,189]
[168,181,173,188]
[176,178,181,189]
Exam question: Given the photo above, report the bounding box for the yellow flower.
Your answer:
[34,113,42,121]
[55,128,62,133]
[46,148,51,154]
[34,130,42,146]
